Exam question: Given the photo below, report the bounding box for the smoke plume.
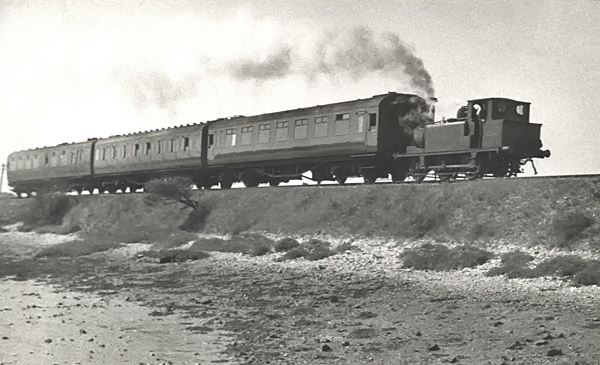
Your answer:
[228,26,435,97]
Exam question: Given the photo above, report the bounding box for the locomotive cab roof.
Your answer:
[467,97,531,123]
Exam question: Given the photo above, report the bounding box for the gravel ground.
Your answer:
[1,230,599,365]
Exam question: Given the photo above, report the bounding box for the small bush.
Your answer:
[34,237,122,258]
[276,247,310,262]
[335,241,355,253]
[487,265,537,279]
[551,211,595,247]
[573,261,600,286]
[274,239,337,262]
[307,246,335,261]
[179,204,212,232]
[274,238,300,252]
[486,250,536,278]
[251,243,271,256]
[535,255,590,277]
[142,247,210,264]
[189,234,274,256]
[401,243,492,271]
[20,193,76,227]
[500,250,534,266]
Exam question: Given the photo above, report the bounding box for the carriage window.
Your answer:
[112,146,117,159]
[226,128,237,147]
[183,137,190,151]
[71,152,76,164]
[241,126,253,145]
[294,119,308,139]
[95,149,100,161]
[122,145,127,158]
[134,144,140,157]
[276,121,289,141]
[335,113,350,135]
[257,124,270,144]
[145,142,151,155]
[369,113,377,131]
[314,116,328,137]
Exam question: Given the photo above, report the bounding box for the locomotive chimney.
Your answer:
[426,97,437,122]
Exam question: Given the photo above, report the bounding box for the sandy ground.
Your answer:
[1,229,600,365]
[0,279,228,365]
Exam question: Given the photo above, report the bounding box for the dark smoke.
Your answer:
[228,26,435,97]
[229,47,292,81]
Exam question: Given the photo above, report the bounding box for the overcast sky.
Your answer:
[1,0,599,191]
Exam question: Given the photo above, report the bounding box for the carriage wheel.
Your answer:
[241,173,259,188]
[335,175,347,185]
[362,172,377,185]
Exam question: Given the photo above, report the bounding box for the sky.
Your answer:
[1,0,599,192]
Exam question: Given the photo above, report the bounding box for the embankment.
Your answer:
[1,177,599,252]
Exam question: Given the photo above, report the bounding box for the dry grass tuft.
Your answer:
[401,243,493,271]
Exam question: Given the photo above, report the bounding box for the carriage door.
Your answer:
[364,112,378,146]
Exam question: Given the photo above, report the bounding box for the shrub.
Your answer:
[551,211,594,247]
[573,261,600,286]
[500,250,534,266]
[535,255,590,277]
[34,237,122,258]
[401,243,492,271]
[142,247,210,264]
[189,234,274,256]
[486,250,536,278]
[276,247,310,262]
[179,204,212,232]
[307,246,335,261]
[335,241,355,253]
[20,193,76,227]
[486,265,537,278]
[251,243,271,257]
[274,238,300,252]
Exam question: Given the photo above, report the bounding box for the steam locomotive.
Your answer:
[6,92,550,197]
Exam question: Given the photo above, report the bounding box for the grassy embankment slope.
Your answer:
[1,177,599,250]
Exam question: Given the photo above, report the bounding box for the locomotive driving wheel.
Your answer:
[464,155,485,180]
